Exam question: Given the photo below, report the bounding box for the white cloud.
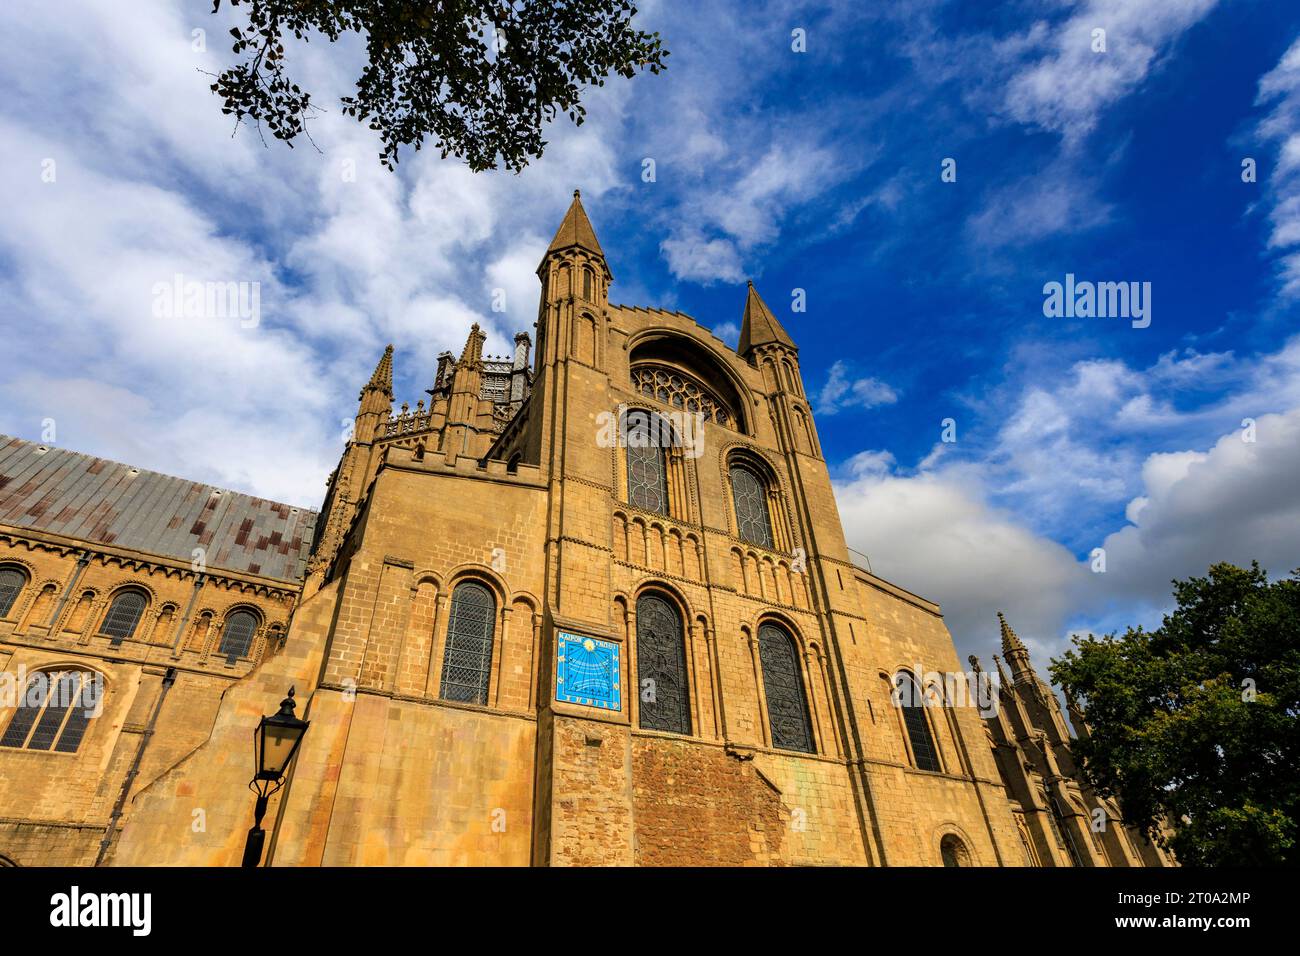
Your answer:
[1001,0,1219,142]
[1093,409,1300,604]
[816,361,899,415]
[835,468,1085,662]
[1256,34,1300,299]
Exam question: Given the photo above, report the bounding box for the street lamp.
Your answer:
[241,686,309,868]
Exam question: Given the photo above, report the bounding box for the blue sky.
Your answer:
[1,0,1298,666]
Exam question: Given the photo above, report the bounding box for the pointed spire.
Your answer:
[738,280,796,357]
[546,189,605,259]
[998,611,1027,657]
[362,344,393,399]
[459,323,486,365]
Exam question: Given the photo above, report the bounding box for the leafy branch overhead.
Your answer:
[209,0,668,171]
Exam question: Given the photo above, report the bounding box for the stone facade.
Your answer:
[0,193,1167,866]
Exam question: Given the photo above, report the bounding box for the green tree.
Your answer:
[210,0,667,171]
[1051,562,1300,866]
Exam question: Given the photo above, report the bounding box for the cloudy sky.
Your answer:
[1,0,1297,669]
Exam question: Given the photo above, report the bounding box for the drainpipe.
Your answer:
[48,550,91,626]
[169,573,207,656]
[95,666,177,866]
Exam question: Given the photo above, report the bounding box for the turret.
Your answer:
[534,189,610,370]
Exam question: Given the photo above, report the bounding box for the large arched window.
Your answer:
[625,410,670,516]
[218,609,260,664]
[758,623,814,753]
[101,589,147,646]
[729,463,773,548]
[0,670,100,753]
[635,593,691,735]
[895,671,940,771]
[0,566,28,618]
[440,581,496,705]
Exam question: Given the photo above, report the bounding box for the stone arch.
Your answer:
[719,441,798,554]
[626,328,753,434]
[0,558,36,620]
[630,581,701,736]
[572,309,597,365]
[935,826,978,866]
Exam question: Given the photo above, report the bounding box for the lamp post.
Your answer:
[241,686,309,868]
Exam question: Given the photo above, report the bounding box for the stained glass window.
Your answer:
[0,670,99,752]
[218,610,259,664]
[101,590,147,646]
[630,364,732,427]
[758,623,814,753]
[896,672,940,771]
[440,582,496,705]
[636,593,691,735]
[0,566,26,618]
[625,411,669,515]
[730,464,773,548]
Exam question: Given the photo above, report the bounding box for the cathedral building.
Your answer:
[0,193,1169,867]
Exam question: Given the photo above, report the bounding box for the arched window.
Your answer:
[630,364,733,428]
[635,593,690,735]
[940,834,969,867]
[758,623,814,753]
[583,267,594,301]
[218,610,259,664]
[0,566,28,618]
[896,672,940,771]
[625,410,670,516]
[101,590,147,646]
[0,670,100,753]
[440,581,496,705]
[730,464,773,548]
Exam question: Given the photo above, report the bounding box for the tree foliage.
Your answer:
[1051,562,1300,866]
[210,0,667,171]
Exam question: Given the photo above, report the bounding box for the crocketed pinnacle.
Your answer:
[998,611,1027,656]
[364,344,394,398]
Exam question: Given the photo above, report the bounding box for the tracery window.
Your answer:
[0,566,27,618]
[440,582,496,705]
[635,593,691,735]
[625,411,670,516]
[101,590,147,646]
[0,670,100,753]
[896,671,941,771]
[630,364,732,427]
[730,464,773,548]
[218,609,259,664]
[758,623,814,753]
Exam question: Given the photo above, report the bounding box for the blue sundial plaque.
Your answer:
[555,631,621,711]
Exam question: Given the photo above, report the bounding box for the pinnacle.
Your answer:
[545,189,605,259]
[364,344,394,397]
[998,611,1027,656]
[738,281,796,356]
